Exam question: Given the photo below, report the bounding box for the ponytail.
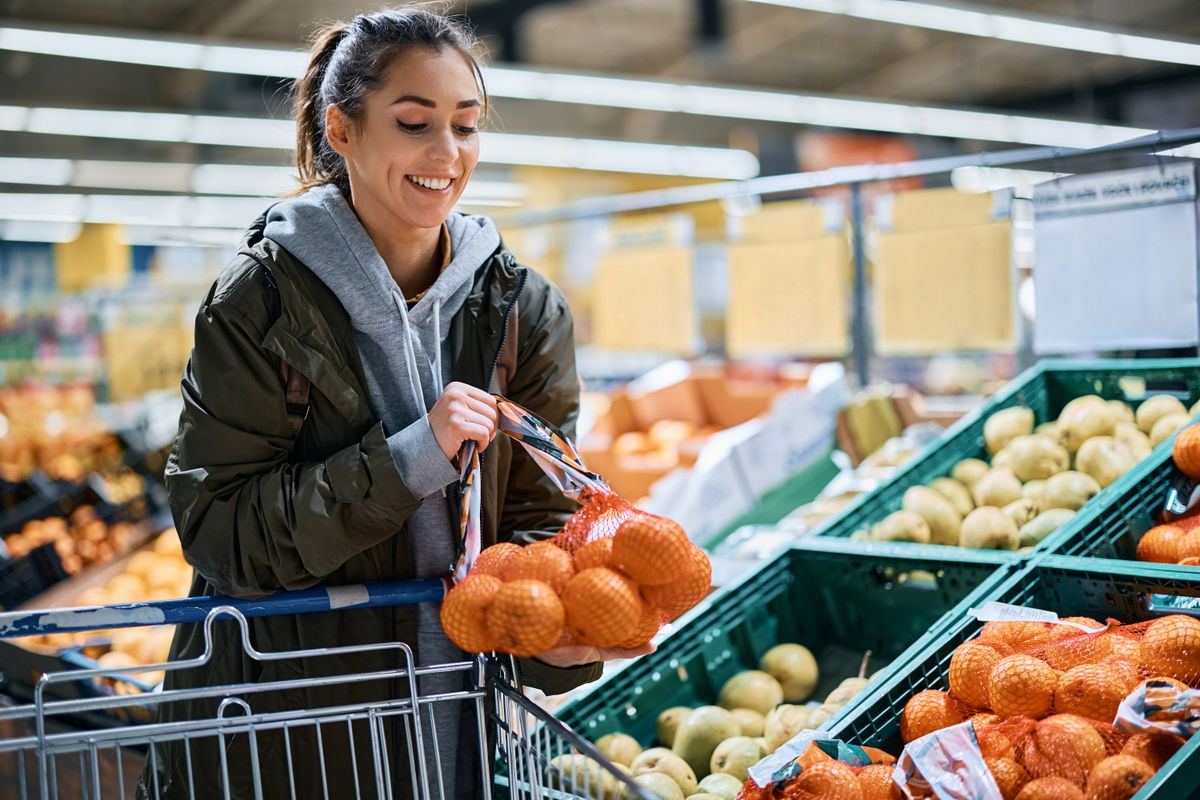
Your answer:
[293,23,349,195]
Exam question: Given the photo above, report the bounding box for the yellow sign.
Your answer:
[876,221,1014,354]
[593,245,696,355]
[888,187,997,232]
[55,223,130,293]
[733,200,831,243]
[727,238,850,357]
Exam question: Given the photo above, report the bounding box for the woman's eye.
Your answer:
[455,126,479,137]
[397,121,426,133]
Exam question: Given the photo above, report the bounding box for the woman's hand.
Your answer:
[428,383,498,461]
[536,642,657,668]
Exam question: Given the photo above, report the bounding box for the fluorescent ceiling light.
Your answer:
[0,107,760,179]
[745,0,1200,67]
[0,157,72,186]
[0,219,82,243]
[190,163,294,195]
[0,25,1146,147]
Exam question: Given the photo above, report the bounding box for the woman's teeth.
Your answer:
[407,175,452,191]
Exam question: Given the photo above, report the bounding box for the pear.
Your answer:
[697,773,744,800]
[630,748,698,796]
[671,706,739,778]
[730,708,765,737]
[657,706,691,747]
[763,704,812,753]
[596,732,642,767]
[825,676,870,706]
[709,736,764,782]
[717,670,783,716]
[633,772,685,800]
[760,643,819,703]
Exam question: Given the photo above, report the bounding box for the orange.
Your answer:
[989,655,1058,719]
[971,712,1003,729]
[1135,524,1187,564]
[1043,619,1112,671]
[949,640,1003,710]
[899,690,967,743]
[1121,732,1185,770]
[573,537,614,571]
[1173,423,1200,480]
[1179,556,1200,566]
[857,763,899,800]
[979,621,1050,649]
[439,575,502,653]
[611,515,691,586]
[503,541,575,593]
[561,568,643,648]
[1015,777,1085,800]
[485,579,565,658]
[471,542,523,578]
[1138,615,1200,683]
[978,727,1016,761]
[1054,664,1127,723]
[1107,633,1141,664]
[790,761,861,800]
[1017,714,1107,788]
[986,757,1030,800]
[640,541,711,621]
[1176,528,1200,562]
[1084,755,1154,800]
[616,602,663,649]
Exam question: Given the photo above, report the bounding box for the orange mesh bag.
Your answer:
[888,603,1200,800]
[736,737,900,800]
[440,396,711,658]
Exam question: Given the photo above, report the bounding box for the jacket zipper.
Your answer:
[449,262,528,572]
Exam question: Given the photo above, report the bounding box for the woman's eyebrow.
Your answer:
[392,95,481,109]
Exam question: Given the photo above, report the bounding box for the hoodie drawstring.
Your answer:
[391,289,433,415]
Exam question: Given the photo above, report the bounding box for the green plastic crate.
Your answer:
[1039,426,1197,562]
[813,359,1200,559]
[830,556,1200,799]
[700,449,841,551]
[550,537,1013,749]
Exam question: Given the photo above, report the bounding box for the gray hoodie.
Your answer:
[264,184,501,797]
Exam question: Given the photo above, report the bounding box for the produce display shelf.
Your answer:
[830,555,1200,799]
[700,448,841,551]
[811,358,1200,561]
[551,536,1014,748]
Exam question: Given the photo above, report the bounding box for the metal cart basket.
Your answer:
[0,580,651,800]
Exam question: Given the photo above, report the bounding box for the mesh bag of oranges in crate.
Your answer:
[440,396,711,660]
[882,601,1200,800]
[1134,420,1200,568]
[733,732,902,800]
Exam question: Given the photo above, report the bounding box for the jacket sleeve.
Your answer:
[166,291,425,599]
[499,278,603,695]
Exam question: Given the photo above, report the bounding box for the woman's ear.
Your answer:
[324,104,353,159]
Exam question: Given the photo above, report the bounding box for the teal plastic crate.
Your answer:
[830,555,1200,799]
[814,359,1200,559]
[550,537,1013,749]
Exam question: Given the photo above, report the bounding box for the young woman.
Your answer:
[141,8,617,799]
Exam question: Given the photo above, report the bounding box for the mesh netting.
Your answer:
[442,485,712,658]
[736,741,899,800]
[887,614,1200,799]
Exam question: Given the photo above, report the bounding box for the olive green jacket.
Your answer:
[143,213,598,799]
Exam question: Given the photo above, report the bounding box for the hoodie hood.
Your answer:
[263,183,501,430]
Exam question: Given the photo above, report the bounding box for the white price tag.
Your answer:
[968,601,1104,633]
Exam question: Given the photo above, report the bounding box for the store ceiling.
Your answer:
[1,0,1198,176]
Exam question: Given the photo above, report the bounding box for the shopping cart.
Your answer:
[0,580,654,799]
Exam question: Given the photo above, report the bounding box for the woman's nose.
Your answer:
[427,127,457,164]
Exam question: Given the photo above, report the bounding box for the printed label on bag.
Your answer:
[968,601,1105,632]
[326,585,370,610]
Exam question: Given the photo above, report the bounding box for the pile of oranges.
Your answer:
[896,614,1200,799]
[440,515,711,658]
[1136,423,1200,567]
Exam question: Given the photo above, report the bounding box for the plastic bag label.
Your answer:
[1164,470,1200,516]
[1116,679,1200,739]
[968,601,1104,632]
[895,722,1002,800]
[747,729,830,787]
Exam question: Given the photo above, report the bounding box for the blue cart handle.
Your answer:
[0,578,448,639]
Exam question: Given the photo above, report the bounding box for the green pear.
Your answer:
[633,772,685,800]
[717,670,784,716]
[763,705,812,753]
[657,706,692,747]
[759,644,819,703]
[697,772,744,800]
[596,732,642,767]
[630,748,698,796]
[709,736,764,782]
[672,706,740,778]
[730,708,765,737]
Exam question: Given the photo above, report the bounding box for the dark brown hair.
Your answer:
[293,5,487,195]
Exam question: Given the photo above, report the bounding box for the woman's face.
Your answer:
[327,46,482,230]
